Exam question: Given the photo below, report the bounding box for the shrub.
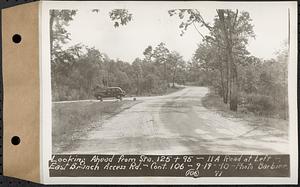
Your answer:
[244,94,275,116]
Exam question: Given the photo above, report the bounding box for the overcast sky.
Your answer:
[63,5,289,62]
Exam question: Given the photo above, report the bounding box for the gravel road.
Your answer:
[63,86,288,154]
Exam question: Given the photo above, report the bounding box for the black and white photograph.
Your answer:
[51,3,291,154]
[40,1,298,183]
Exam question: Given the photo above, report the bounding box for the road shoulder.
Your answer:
[52,100,141,153]
[201,88,288,135]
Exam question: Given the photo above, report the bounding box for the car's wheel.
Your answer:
[97,96,103,101]
[116,95,122,100]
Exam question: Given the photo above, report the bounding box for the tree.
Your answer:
[193,42,227,101]
[143,46,153,62]
[109,9,133,27]
[50,9,134,100]
[168,51,185,87]
[50,10,77,62]
[216,10,254,110]
[169,9,255,111]
[132,58,143,95]
[152,42,170,82]
[50,9,133,62]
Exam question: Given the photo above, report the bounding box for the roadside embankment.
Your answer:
[52,100,140,153]
[201,89,288,134]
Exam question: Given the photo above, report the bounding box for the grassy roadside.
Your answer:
[201,89,288,131]
[52,100,140,153]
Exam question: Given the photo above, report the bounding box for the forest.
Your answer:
[50,9,288,119]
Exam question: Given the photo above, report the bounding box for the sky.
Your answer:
[63,4,289,62]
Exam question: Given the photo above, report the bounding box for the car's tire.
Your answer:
[97,96,103,101]
[116,95,122,100]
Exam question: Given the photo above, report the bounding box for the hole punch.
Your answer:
[11,136,21,145]
[12,34,22,43]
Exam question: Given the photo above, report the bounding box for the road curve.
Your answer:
[66,86,288,154]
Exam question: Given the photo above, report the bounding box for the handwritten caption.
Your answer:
[49,155,289,177]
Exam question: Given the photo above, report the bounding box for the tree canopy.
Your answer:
[50,9,288,119]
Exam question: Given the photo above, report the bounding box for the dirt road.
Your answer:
[66,86,288,154]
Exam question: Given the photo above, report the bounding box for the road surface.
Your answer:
[66,87,288,154]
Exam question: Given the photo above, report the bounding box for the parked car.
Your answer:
[94,87,126,101]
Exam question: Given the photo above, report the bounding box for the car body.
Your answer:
[94,87,126,101]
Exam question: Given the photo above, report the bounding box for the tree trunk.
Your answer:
[107,71,110,87]
[224,55,230,104]
[216,50,226,102]
[164,62,167,83]
[227,47,238,111]
[218,10,230,104]
[230,64,238,111]
[217,9,238,111]
[172,69,176,88]
[219,68,226,102]
[136,74,140,95]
